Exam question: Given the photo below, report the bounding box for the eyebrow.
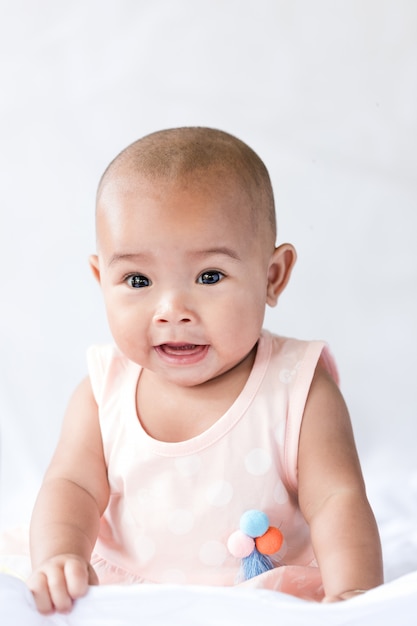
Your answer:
[107,247,241,267]
[191,247,241,261]
[108,252,149,267]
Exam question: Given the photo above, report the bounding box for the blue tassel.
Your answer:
[241,548,274,580]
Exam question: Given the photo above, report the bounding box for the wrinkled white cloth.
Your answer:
[1,572,417,626]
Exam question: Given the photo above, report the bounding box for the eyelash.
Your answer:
[124,270,226,289]
[197,270,225,285]
[125,274,151,288]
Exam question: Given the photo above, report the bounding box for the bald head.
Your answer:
[97,127,277,242]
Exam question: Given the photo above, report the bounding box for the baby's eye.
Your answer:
[126,274,151,288]
[197,271,224,285]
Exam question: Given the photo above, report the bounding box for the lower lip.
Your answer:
[154,344,209,365]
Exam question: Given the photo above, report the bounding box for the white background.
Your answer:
[0,0,416,531]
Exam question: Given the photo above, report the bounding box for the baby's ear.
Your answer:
[89,255,101,284]
[266,244,297,307]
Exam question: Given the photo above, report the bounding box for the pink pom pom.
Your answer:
[227,530,255,558]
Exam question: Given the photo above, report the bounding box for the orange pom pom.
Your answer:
[255,526,283,555]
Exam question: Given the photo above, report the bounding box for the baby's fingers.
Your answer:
[27,571,53,614]
[64,558,91,599]
[28,569,72,614]
[28,556,93,614]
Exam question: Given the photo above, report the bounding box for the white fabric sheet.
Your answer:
[1,572,417,626]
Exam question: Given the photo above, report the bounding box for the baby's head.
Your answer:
[91,127,296,386]
[96,126,277,250]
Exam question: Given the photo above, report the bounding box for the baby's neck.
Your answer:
[136,349,256,443]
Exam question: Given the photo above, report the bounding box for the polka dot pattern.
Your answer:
[279,368,296,384]
[199,541,228,567]
[167,509,194,535]
[244,448,272,475]
[205,480,234,507]
[133,535,156,563]
[174,455,202,476]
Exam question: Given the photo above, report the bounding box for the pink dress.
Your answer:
[88,331,338,601]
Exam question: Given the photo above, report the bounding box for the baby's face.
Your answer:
[92,173,277,388]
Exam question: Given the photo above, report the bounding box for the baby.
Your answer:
[27,127,383,613]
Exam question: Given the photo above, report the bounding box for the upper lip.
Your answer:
[155,341,205,348]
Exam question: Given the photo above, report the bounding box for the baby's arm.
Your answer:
[27,377,110,614]
[297,362,383,601]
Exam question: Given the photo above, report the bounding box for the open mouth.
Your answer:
[160,343,200,354]
[155,343,209,364]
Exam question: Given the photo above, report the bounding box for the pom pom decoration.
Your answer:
[227,530,256,558]
[255,526,283,555]
[239,510,269,538]
[228,510,284,581]
[242,550,275,580]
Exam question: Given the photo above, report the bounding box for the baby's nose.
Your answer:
[153,292,195,325]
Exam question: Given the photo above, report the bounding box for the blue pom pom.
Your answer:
[240,510,269,538]
[241,548,274,580]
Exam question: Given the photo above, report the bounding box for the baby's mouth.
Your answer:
[155,343,209,363]
[158,343,201,355]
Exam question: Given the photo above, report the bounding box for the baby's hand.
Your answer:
[27,554,98,614]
